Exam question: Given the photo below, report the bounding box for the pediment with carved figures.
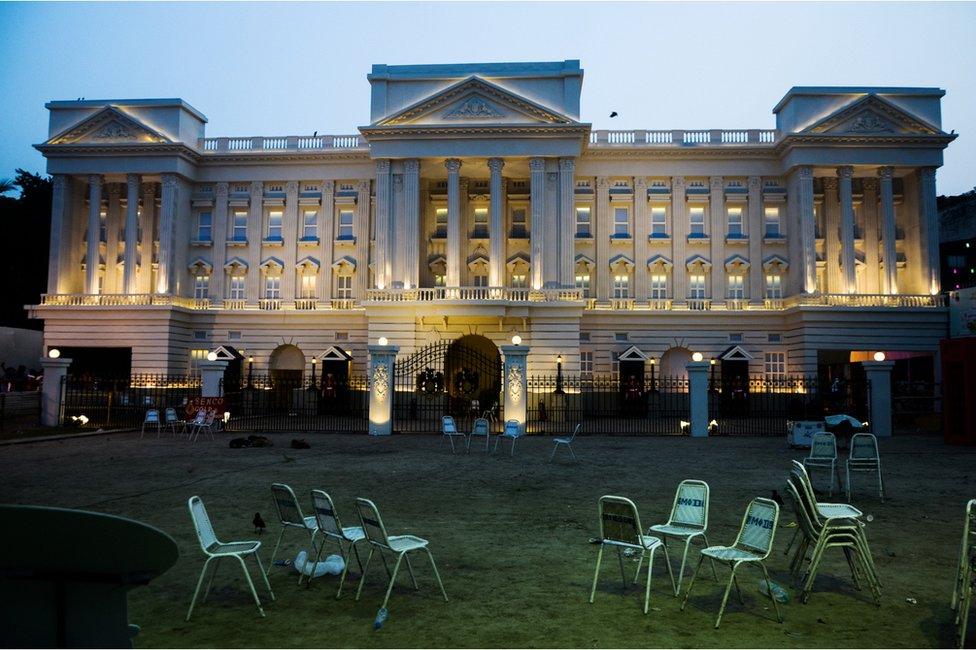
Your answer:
[803,94,942,136]
[47,106,171,145]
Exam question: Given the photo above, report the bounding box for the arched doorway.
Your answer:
[269,344,305,384]
[446,335,502,414]
[660,346,693,380]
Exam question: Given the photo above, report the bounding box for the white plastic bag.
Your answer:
[294,550,345,577]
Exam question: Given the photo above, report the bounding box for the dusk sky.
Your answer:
[0,1,973,195]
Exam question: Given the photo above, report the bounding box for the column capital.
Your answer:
[596,176,610,189]
[215,181,229,198]
[51,174,68,191]
[836,165,854,179]
[249,180,263,194]
[529,157,546,172]
[142,181,156,196]
[161,173,180,190]
[710,175,724,190]
[877,166,894,180]
[404,158,420,173]
[487,157,505,173]
[357,179,371,193]
[444,158,462,173]
[107,183,122,198]
[920,166,937,181]
[634,176,647,190]
[797,165,814,179]
[558,157,575,172]
[748,175,762,188]
[126,173,141,190]
[863,177,878,191]
[671,176,685,189]
[87,174,103,188]
[285,181,299,194]
[375,158,391,173]
[823,177,838,191]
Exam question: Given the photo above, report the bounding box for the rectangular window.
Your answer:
[511,274,527,289]
[300,274,316,298]
[613,207,629,237]
[727,207,743,237]
[650,274,668,299]
[727,275,744,299]
[338,210,354,239]
[473,207,488,238]
[473,274,488,287]
[264,275,281,299]
[336,275,352,299]
[434,274,445,287]
[194,330,208,341]
[232,211,247,242]
[689,274,706,299]
[302,210,318,239]
[229,276,245,300]
[650,207,667,237]
[267,211,283,240]
[768,333,782,343]
[580,351,593,377]
[511,208,527,238]
[615,332,628,342]
[764,206,781,237]
[729,332,743,343]
[575,273,591,297]
[228,330,241,340]
[193,274,209,299]
[197,211,212,242]
[689,207,705,236]
[576,206,591,237]
[765,274,783,299]
[579,332,590,342]
[764,351,786,381]
[335,331,349,342]
[434,208,448,238]
[613,274,630,299]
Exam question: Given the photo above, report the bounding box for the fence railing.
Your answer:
[222,374,369,433]
[0,391,41,434]
[60,374,202,429]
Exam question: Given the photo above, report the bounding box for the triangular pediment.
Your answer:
[803,95,942,136]
[719,345,753,361]
[317,345,353,362]
[374,76,577,127]
[48,106,171,145]
[618,345,649,362]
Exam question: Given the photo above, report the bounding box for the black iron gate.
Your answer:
[393,340,502,433]
[222,374,368,433]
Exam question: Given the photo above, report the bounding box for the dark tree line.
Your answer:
[0,170,51,329]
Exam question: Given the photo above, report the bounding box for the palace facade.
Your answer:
[30,60,956,383]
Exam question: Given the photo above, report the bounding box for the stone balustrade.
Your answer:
[588,129,778,147]
[199,135,368,153]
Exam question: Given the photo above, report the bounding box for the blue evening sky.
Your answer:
[0,1,973,195]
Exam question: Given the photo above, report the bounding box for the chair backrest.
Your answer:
[164,407,179,423]
[442,416,456,434]
[192,410,207,425]
[789,461,822,522]
[204,409,216,424]
[188,496,219,552]
[271,483,307,528]
[144,409,160,423]
[504,419,520,437]
[733,497,779,558]
[597,495,643,548]
[849,433,879,461]
[568,423,581,442]
[356,498,391,548]
[808,432,837,460]
[668,479,710,529]
[310,489,343,538]
[785,478,820,538]
[472,418,489,435]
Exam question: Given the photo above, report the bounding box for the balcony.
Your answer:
[295,297,318,310]
[793,293,946,308]
[258,298,282,311]
[365,287,583,304]
[588,129,777,147]
[199,135,367,153]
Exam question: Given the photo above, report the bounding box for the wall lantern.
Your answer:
[48,348,61,359]
[378,336,389,346]
[511,334,522,346]
[692,352,704,362]
[206,351,218,361]
[873,351,886,362]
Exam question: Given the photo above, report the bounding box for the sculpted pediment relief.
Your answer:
[373,76,577,127]
[803,95,942,136]
[48,106,171,145]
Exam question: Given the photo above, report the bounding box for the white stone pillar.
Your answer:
[529,157,546,290]
[501,344,528,434]
[374,160,391,289]
[595,176,610,301]
[40,356,72,427]
[488,158,506,288]
[319,180,335,301]
[199,359,229,397]
[156,174,180,295]
[368,343,398,436]
[633,177,649,300]
[47,175,70,295]
[139,183,156,294]
[211,182,228,305]
[797,166,817,294]
[687,361,709,437]
[246,181,263,303]
[123,174,141,294]
[862,177,880,294]
[85,174,102,294]
[747,176,764,303]
[838,166,857,293]
[709,176,725,305]
[392,171,405,286]
[559,158,575,288]
[403,159,420,288]
[544,166,559,287]
[446,158,462,287]
[863,360,894,438]
[918,167,940,295]
[282,181,299,303]
[671,177,687,306]
[823,177,841,293]
[355,180,371,298]
[878,167,898,294]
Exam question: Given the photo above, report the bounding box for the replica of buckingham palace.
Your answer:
[30,60,956,390]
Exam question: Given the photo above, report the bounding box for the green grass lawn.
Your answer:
[0,432,971,647]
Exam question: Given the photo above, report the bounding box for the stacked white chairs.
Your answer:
[493,419,523,456]
[140,409,161,437]
[589,495,675,615]
[681,497,783,628]
[952,499,976,648]
[549,423,581,463]
[267,483,319,583]
[164,407,185,435]
[186,495,274,620]
[846,433,885,502]
[307,490,366,597]
[641,479,717,596]
[441,415,466,454]
[354,498,448,611]
[803,432,841,496]
[466,417,491,453]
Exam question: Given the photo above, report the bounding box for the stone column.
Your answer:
[282,181,299,303]
[671,177,687,306]
[633,177,649,300]
[158,174,183,295]
[918,167,940,295]
[199,359,229,397]
[140,183,156,294]
[878,167,898,294]
[211,182,228,305]
[544,167,559,287]
[709,176,725,305]
[85,174,102,294]
[863,360,894,438]
[501,344,529,434]
[355,180,371,299]
[368,343,398,436]
[40,355,72,427]
[747,176,764,303]
[488,158,506,287]
[595,176,610,301]
[529,157,546,290]
[403,159,420,289]
[374,160,391,289]
[559,158,575,288]
[687,360,709,437]
[104,184,121,294]
[823,177,840,293]
[862,177,881,294]
[392,171,405,286]
[445,158,462,287]
[123,174,141,294]
[837,166,856,293]
[246,181,263,303]
[793,167,816,294]
[319,180,335,301]
[47,175,70,295]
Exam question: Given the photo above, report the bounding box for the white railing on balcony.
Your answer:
[258,298,281,311]
[365,287,583,303]
[199,134,367,153]
[725,299,748,311]
[589,129,778,147]
[687,299,712,311]
[224,298,247,310]
[294,298,318,310]
[795,293,946,308]
[330,298,357,310]
[764,298,785,310]
[648,299,672,310]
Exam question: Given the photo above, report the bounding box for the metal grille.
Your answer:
[60,374,201,429]
[222,374,368,433]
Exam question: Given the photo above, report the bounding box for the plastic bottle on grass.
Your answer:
[759,579,790,603]
[374,607,388,630]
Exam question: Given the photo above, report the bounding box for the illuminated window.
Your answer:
[650,274,668,299]
[764,351,786,381]
[613,274,630,299]
[338,210,354,239]
[266,211,283,240]
[232,211,247,241]
[764,207,781,237]
[302,210,318,239]
[650,207,667,237]
[193,275,209,299]
[99,209,107,243]
[434,208,448,238]
[336,275,352,299]
[434,274,445,287]
[689,274,706,299]
[765,274,783,299]
[264,275,280,299]
[575,273,590,297]
[511,273,527,288]
[576,207,591,237]
[229,276,245,300]
[689,207,705,236]
[473,207,488,238]
[300,274,316,298]
[727,207,743,237]
[197,211,212,242]
[727,274,744,299]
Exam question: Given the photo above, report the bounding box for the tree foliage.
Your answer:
[0,169,52,329]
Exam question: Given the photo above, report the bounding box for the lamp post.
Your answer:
[247,356,254,389]
[310,357,317,386]
[710,358,717,393]
[649,358,656,393]
[554,354,565,394]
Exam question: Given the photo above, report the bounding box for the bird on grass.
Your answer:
[253,512,266,534]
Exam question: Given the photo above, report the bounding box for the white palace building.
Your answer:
[30,60,956,385]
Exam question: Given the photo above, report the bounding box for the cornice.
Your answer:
[775,133,956,150]
[360,124,591,140]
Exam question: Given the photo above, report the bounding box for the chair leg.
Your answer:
[355,547,375,601]
[266,528,284,576]
[616,547,628,587]
[380,553,405,611]
[424,547,449,602]
[186,557,214,621]
[680,555,705,611]
[589,544,605,603]
[254,552,275,600]
[714,563,739,629]
[701,534,719,581]
[335,540,351,599]
[234,555,265,617]
[846,463,853,502]
[877,465,885,503]
[643,549,655,614]
[784,525,800,557]
[203,557,222,602]
[660,541,676,596]
[761,563,784,623]
[674,536,693,596]
[569,443,578,462]
[404,553,419,590]
[549,443,558,463]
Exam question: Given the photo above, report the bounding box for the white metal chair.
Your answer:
[186,495,275,620]
[681,497,783,628]
[549,423,581,463]
[441,416,466,454]
[589,495,675,614]
[308,489,366,597]
[466,417,491,453]
[953,499,976,648]
[267,483,319,583]
[140,409,161,438]
[493,419,523,456]
[846,433,885,502]
[803,431,841,496]
[164,407,185,435]
[189,410,216,442]
[644,479,718,596]
[354,498,448,611]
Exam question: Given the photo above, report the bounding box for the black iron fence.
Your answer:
[0,391,41,433]
[60,374,201,429]
[222,374,369,433]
